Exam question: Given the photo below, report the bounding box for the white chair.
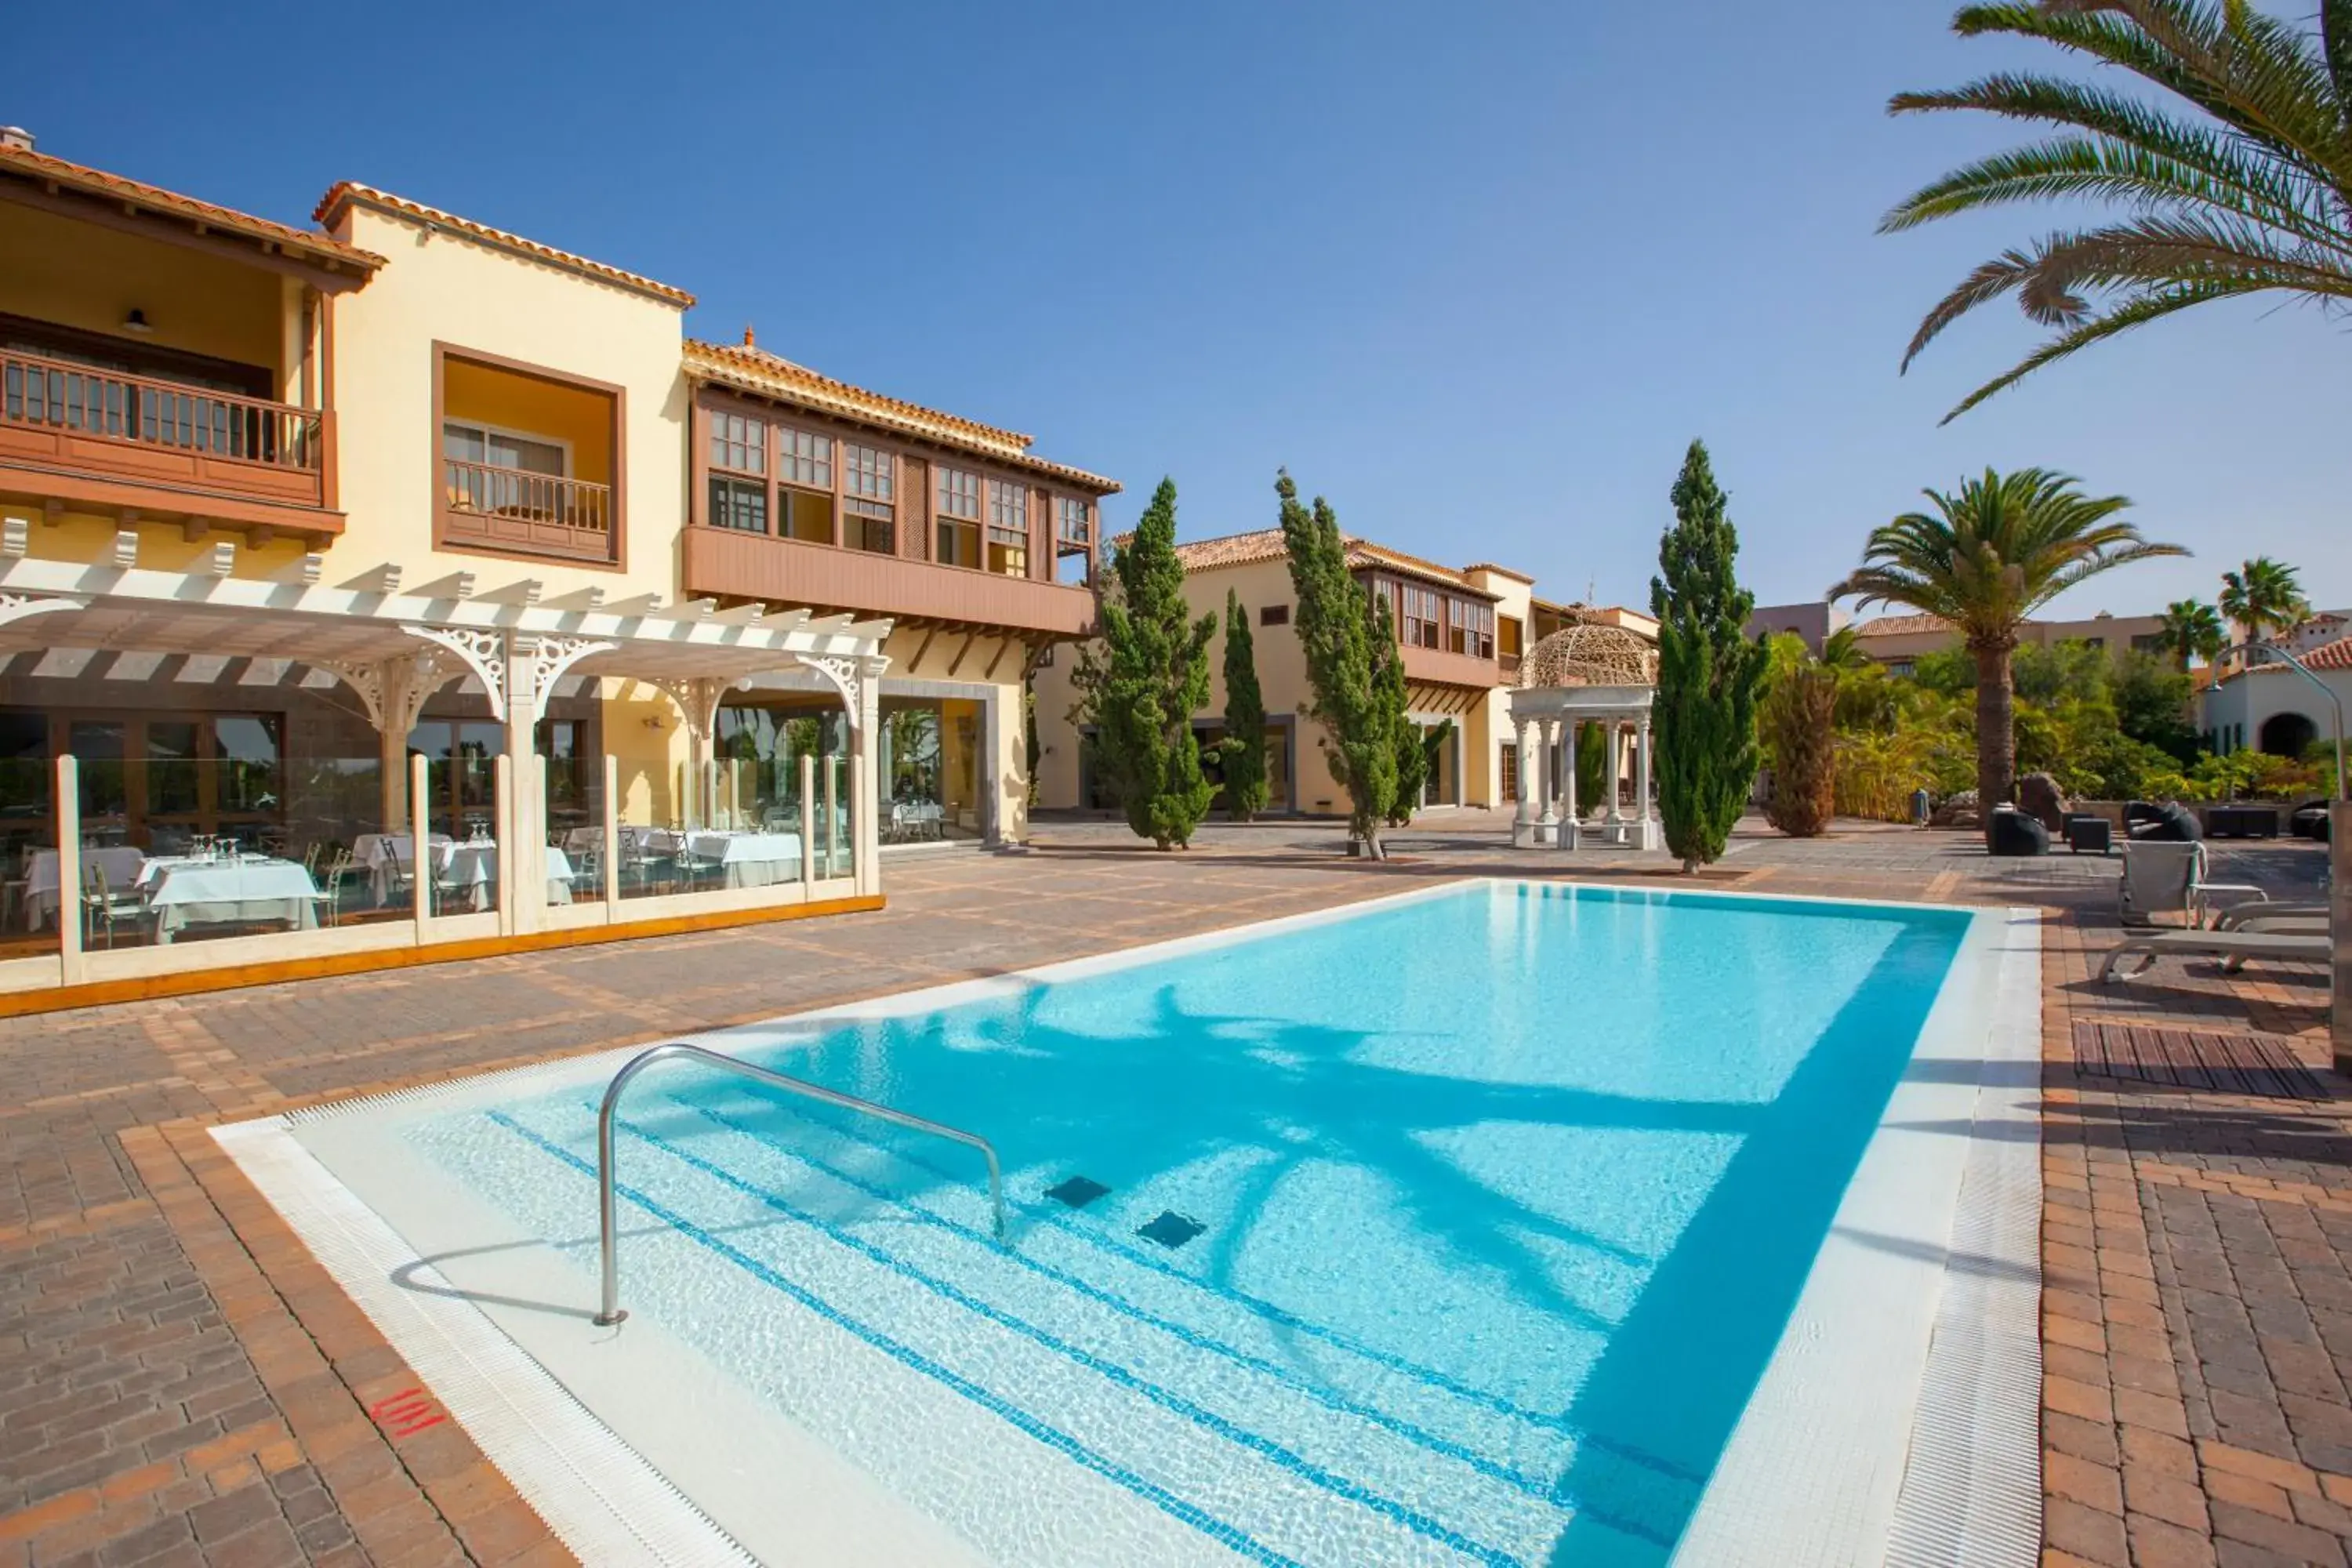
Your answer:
[82,862,153,949]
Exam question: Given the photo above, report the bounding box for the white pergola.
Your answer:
[0,523,894,920]
[1507,619,1661,852]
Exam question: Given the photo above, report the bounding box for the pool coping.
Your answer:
[212,876,2041,1567]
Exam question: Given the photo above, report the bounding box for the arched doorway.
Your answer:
[2259,711,2318,757]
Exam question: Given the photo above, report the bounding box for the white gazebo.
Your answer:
[1508,615,1661,851]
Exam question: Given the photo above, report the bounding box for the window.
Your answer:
[709,412,764,475]
[937,467,981,568]
[709,477,768,533]
[777,425,834,543]
[988,481,1029,577]
[779,426,830,488]
[1401,585,1441,648]
[1499,615,1524,659]
[1261,604,1290,627]
[1056,496,1091,545]
[844,444,895,553]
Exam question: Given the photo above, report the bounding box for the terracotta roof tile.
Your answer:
[314,183,692,306]
[0,142,383,271]
[1853,612,1956,637]
[684,339,1118,494]
[2235,635,2352,676]
[1461,561,1535,583]
[1161,528,1500,597]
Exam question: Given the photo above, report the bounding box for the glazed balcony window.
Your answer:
[842,443,894,554]
[987,480,1029,578]
[936,466,981,568]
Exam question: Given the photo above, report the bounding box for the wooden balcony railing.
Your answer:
[441,458,615,563]
[0,347,328,510]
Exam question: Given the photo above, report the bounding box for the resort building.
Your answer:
[1032,528,1645,818]
[1745,599,1849,655]
[2200,632,2352,757]
[0,132,1112,1004]
[1846,608,2169,674]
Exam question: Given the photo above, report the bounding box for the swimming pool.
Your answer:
[220,880,2042,1567]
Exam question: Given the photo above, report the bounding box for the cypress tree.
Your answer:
[1219,589,1271,821]
[1070,477,1217,848]
[1276,470,1401,858]
[1574,720,1608,819]
[1650,440,1769,871]
[1762,664,1838,837]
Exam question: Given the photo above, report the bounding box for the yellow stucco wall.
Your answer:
[0,205,291,387]
[881,625,1033,842]
[324,202,687,601]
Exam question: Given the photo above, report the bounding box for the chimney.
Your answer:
[742,324,756,348]
[0,127,34,153]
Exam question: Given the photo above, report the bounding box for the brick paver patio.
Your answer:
[1,815,2340,1565]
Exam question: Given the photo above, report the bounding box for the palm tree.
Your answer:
[1829,468,2185,822]
[2157,598,2228,669]
[2218,555,2311,643]
[1820,624,1873,670]
[1882,2,2352,422]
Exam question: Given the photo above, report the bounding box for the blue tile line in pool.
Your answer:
[661,1091,1698,1533]
[736,1092,1669,1456]
[485,1112,1311,1568]
[495,1109,1536,1568]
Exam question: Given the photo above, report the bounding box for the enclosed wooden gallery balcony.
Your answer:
[0,138,379,543]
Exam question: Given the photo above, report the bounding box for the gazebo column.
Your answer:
[1534,718,1561,847]
[1562,716,1581,850]
[1511,715,1538,848]
[1604,724,1627,830]
[1635,713,1658,851]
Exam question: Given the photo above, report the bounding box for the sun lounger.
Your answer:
[2099,928,2329,982]
[2213,901,2327,931]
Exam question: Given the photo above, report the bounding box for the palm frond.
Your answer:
[1936,278,2261,420]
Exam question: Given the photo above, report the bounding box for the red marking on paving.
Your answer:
[368,1387,449,1439]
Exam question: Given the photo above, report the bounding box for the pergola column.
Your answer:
[650,677,733,831]
[1605,724,1627,827]
[1562,717,1581,850]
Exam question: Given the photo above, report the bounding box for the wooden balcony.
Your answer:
[439,458,615,564]
[0,347,333,527]
[1399,641,1503,690]
[683,525,1094,638]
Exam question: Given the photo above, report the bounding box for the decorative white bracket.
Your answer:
[525,635,618,711]
[648,675,740,742]
[0,592,88,630]
[794,654,887,730]
[402,626,510,722]
[314,648,451,736]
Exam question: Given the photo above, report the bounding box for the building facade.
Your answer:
[0,132,1112,1000]
[1033,529,1639,819]
[1846,609,2170,674]
[2201,636,2352,759]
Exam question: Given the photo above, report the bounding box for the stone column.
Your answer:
[1604,724,1625,826]
[1512,717,1537,839]
[1535,719,1560,845]
[1563,717,1582,849]
[1636,715,1656,846]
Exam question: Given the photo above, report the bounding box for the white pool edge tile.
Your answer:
[210,1117,761,1568]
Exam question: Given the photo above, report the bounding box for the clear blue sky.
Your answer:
[16,2,2343,617]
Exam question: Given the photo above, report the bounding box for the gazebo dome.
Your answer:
[1517,615,1658,689]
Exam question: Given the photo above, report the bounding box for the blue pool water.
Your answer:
[405,881,1974,1566]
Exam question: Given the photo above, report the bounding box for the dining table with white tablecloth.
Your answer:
[655,829,806,888]
[432,843,578,910]
[20,846,151,930]
[134,856,320,943]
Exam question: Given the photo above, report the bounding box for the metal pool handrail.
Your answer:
[593,1040,1006,1326]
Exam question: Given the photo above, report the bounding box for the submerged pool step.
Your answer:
[577,1092,1704,1563]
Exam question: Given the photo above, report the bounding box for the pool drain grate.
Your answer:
[1137,1210,1205,1249]
[1045,1174,1111,1209]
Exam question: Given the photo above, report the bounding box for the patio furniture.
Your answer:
[433,842,578,911]
[136,855,319,944]
[82,862,154,949]
[2206,804,2280,839]
[2100,928,2328,982]
[24,846,149,931]
[2063,815,2113,855]
[2215,900,2327,931]
[2117,841,2269,928]
[1988,808,2049,857]
[889,800,946,843]
[318,848,369,924]
[358,833,449,906]
[2125,800,2201,842]
[682,829,804,887]
[2290,800,2333,841]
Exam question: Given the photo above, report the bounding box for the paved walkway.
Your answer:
[0,815,2340,1566]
